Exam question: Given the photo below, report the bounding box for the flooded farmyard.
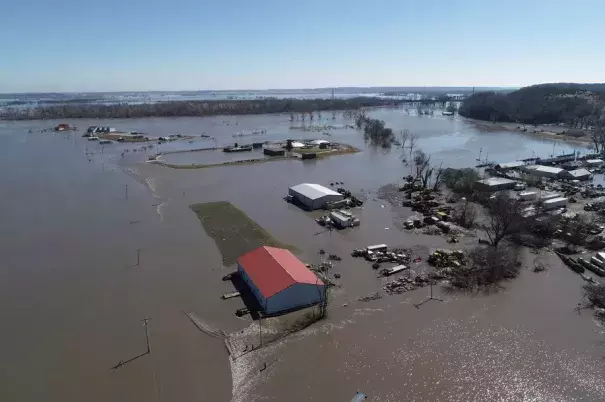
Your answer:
[1,110,604,402]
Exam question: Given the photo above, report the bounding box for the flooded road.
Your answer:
[0,110,602,402]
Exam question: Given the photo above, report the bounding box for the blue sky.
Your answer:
[1,0,603,92]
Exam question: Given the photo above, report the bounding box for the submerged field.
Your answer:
[2,110,604,402]
[190,201,295,265]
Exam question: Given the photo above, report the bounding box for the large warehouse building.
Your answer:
[237,246,325,315]
[288,183,343,210]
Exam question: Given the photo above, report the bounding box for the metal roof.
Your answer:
[586,159,604,164]
[543,197,568,204]
[476,177,517,186]
[533,165,564,174]
[289,183,342,200]
[568,168,591,177]
[238,246,323,298]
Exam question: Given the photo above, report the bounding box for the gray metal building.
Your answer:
[288,183,343,210]
[474,178,518,192]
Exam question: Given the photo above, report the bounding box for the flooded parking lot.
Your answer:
[0,110,603,402]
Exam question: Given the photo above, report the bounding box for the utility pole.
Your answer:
[136,248,141,266]
[141,317,152,354]
[414,279,443,309]
[259,316,262,347]
[125,184,129,200]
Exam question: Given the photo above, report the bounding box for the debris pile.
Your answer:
[384,275,431,295]
[351,245,410,267]
[358,292,383,302]
[428,249,465,268]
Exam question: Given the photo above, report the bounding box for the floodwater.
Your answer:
[0,110,603,402]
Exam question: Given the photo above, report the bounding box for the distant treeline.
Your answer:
[2,98,106,106]
[459,83,605,127]
[0,97,394,121]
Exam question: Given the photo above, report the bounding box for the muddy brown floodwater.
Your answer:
[0,111,603,402]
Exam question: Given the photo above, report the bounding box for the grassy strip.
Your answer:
[189,201,295,266]
[154,156,288,169]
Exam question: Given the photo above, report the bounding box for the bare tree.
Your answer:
[453,199,478,228]
[408,134,418,158]
[413,150,432,187]
[431,161,445,191]
[480,192,524,247]
[332,111,336,120]
[408,134,418,174]
[591,121,605,153]
[560,214,591,252]
[399,129,410,150]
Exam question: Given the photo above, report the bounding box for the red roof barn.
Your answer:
[237,246,325,314]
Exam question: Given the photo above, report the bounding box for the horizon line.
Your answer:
[0,85,521,96]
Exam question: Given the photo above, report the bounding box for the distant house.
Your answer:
[55,123,71,131]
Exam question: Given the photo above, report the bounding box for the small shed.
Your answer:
[237,246,325,315]
[474,178,517,192]
[288,183,343,210]
[586,159,604,167]
[310,139,330,146]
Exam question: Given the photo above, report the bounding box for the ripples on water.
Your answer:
[391,316,605,402]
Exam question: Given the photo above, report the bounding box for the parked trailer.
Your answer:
[330,211,351,228]
[519,191,537,201]
[542,197,568,210]
[591,256,605,268]
[383,265,407,276]
[578,258,605,276]
[366,244,388,253]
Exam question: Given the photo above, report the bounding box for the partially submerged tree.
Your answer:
[408,134,418,159]
[449,244,521,290]
[511,214,560,249]
[399,129,410,150]
[442,168,480,194]
[357,117,395,147]
[583,282,605,309]
[481,192,524,247]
